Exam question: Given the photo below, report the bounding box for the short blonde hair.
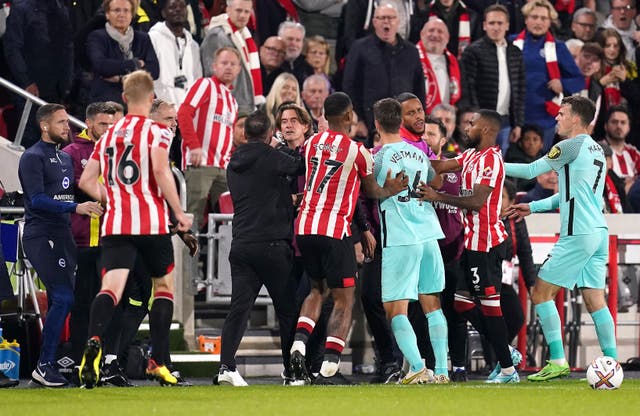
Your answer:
[522,0,558,21]
[103,0,138,14]
[122,70,154,104]
[304,36,331,75]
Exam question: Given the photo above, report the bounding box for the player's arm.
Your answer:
[361,170,408,200]
[150,146,192,232]
[430,158,461,174]
[505,193,560,221]
[79,159,107,206]
[505,157,553,180]
[419,182,493,211]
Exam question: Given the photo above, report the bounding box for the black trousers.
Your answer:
[220,241,298,370]
[69,247,101,364]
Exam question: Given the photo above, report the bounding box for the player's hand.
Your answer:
[547,79,563,95]
[361,229,376,260]
[189,148,203,167]
[505,203,531,222]
[417,181,440,202]
[175,212,193,232]
[383,169,408,196]
[76,201,103,217]
[179,231,199,257]
[509,126,521,143]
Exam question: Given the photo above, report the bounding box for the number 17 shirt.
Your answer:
[296,130,373,239]
[90,114,173,236]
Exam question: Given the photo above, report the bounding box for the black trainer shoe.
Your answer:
[171,370,193,387]
[450,368,468,382]
[31,361,69,388]
[79,337,102,389]
[0,370,19,388]
[290,350,311,383]
[313,372,354,385]
[370,362,402,384]
[100,360,134,387]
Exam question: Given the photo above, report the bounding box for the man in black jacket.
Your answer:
[214,110,305,387]
[343,2,425,141]
[459,4,525,155]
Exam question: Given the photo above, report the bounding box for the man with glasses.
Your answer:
[570,8,598,43]
[603,0,638,61]
[259,36,286,95]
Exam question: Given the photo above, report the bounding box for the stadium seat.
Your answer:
[218,191,234,214]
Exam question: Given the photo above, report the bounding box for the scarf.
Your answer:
[603,65,623,108]
[105,22,134,60]
[417,40,461,114]
[555,0,575,14]
[277,0,299,21]
[429,0,470,56]
[605,174,623,214]
[513,30,562,117]
[228,18,263,99]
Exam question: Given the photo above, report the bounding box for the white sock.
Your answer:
[501,366,515,375]
[104,354,117,365]
[290,340,306,356]
[550,358,567,366]
[319,361,339,377]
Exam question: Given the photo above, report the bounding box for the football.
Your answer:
[586,356,624,390]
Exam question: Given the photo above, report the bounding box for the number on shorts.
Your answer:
[470,267,480,284]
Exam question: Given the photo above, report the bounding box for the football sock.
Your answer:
[149,292,174,366]
[591,306,618,359]
[324,336,345,365]
[454,294,487,335]
[319,361,339,377]
[479,295,513,368]
[88,291,117,338]
[391,315,424,373]
[426,309,449,376]
[292,316,315,354]
[535,300,566,365]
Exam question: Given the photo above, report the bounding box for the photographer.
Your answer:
[214,110,305,386]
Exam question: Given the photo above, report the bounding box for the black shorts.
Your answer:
[101,234,174,278]
[458,242,506,297]
[296,234,357,289]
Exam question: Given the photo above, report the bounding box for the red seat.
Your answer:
[218,191,234,214]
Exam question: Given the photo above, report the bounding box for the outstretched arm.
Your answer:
[418,182,493,211]
[505,158,553,180]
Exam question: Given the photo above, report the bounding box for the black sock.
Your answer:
[88,292,117,339]
[462,305,487,335]
[149,297,173,366]
[483,315,513,368]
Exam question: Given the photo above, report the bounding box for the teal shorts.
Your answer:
[538,228,609,290]
[381,239,445,302]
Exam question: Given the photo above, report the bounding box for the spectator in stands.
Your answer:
[343,2,425,139]
[201,0,264,114]
[465,0,527,36]
[511,0,584,151]
[520,169,559,209]
[301,74,330,133]
[303,35,333,89]
[148,0,202,106]
[293,0,346,41]
[263,73,303,125]
[177,47,240,229]
[569,8,598,43]
[598,106,640,193]
[460,4,525,155]
[566,39,585,61]
[278,21,311,88]
[602,0,638,62]
[3,0,73,148]
[416,18,462,115]
[259,36,286,95]
[432,103,463,155]
[628,176,640,211]
[231,112,249,148]
[417,0,482,57]
[86,0,160,104]
[600,142,628,213]
[594,28,640,141]
[63,102,118,369]
[505,124,545,192]
[253,0,298,44]
[215,110,304,387]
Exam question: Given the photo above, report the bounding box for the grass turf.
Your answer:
[2,380,639,416]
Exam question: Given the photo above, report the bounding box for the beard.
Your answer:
[49,132,69,145]
[465,134,479,149]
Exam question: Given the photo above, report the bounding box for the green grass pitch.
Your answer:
[2,380,640,416]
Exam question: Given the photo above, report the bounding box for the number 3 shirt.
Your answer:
[506,134,608,237]
[374,141,443,248]
[296,130,373,239]
[90,114,173,236]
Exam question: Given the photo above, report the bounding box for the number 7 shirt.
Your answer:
[296,130,373,239]
[90,114,173,236]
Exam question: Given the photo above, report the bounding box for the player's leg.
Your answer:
[580,229,617,359]
[184,166,216,230]
[441,259,468,381]
[385,300,426,384]
[418,240,448,382]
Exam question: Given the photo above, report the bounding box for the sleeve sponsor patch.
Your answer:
[547,145,561,160]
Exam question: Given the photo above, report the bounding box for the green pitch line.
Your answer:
[2,380,639,416]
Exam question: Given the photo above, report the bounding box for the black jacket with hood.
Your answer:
[227,141,305,245]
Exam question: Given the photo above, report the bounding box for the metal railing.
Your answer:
[0,76,86,150]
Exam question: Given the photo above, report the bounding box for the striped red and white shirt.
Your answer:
[177,76,237,170]
[296,130,373,239]
[91,115,173,236]
[610,143,640,179]
[456,146,507,252]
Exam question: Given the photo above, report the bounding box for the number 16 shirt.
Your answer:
[90,114,173,236]
[296,130,373,239]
